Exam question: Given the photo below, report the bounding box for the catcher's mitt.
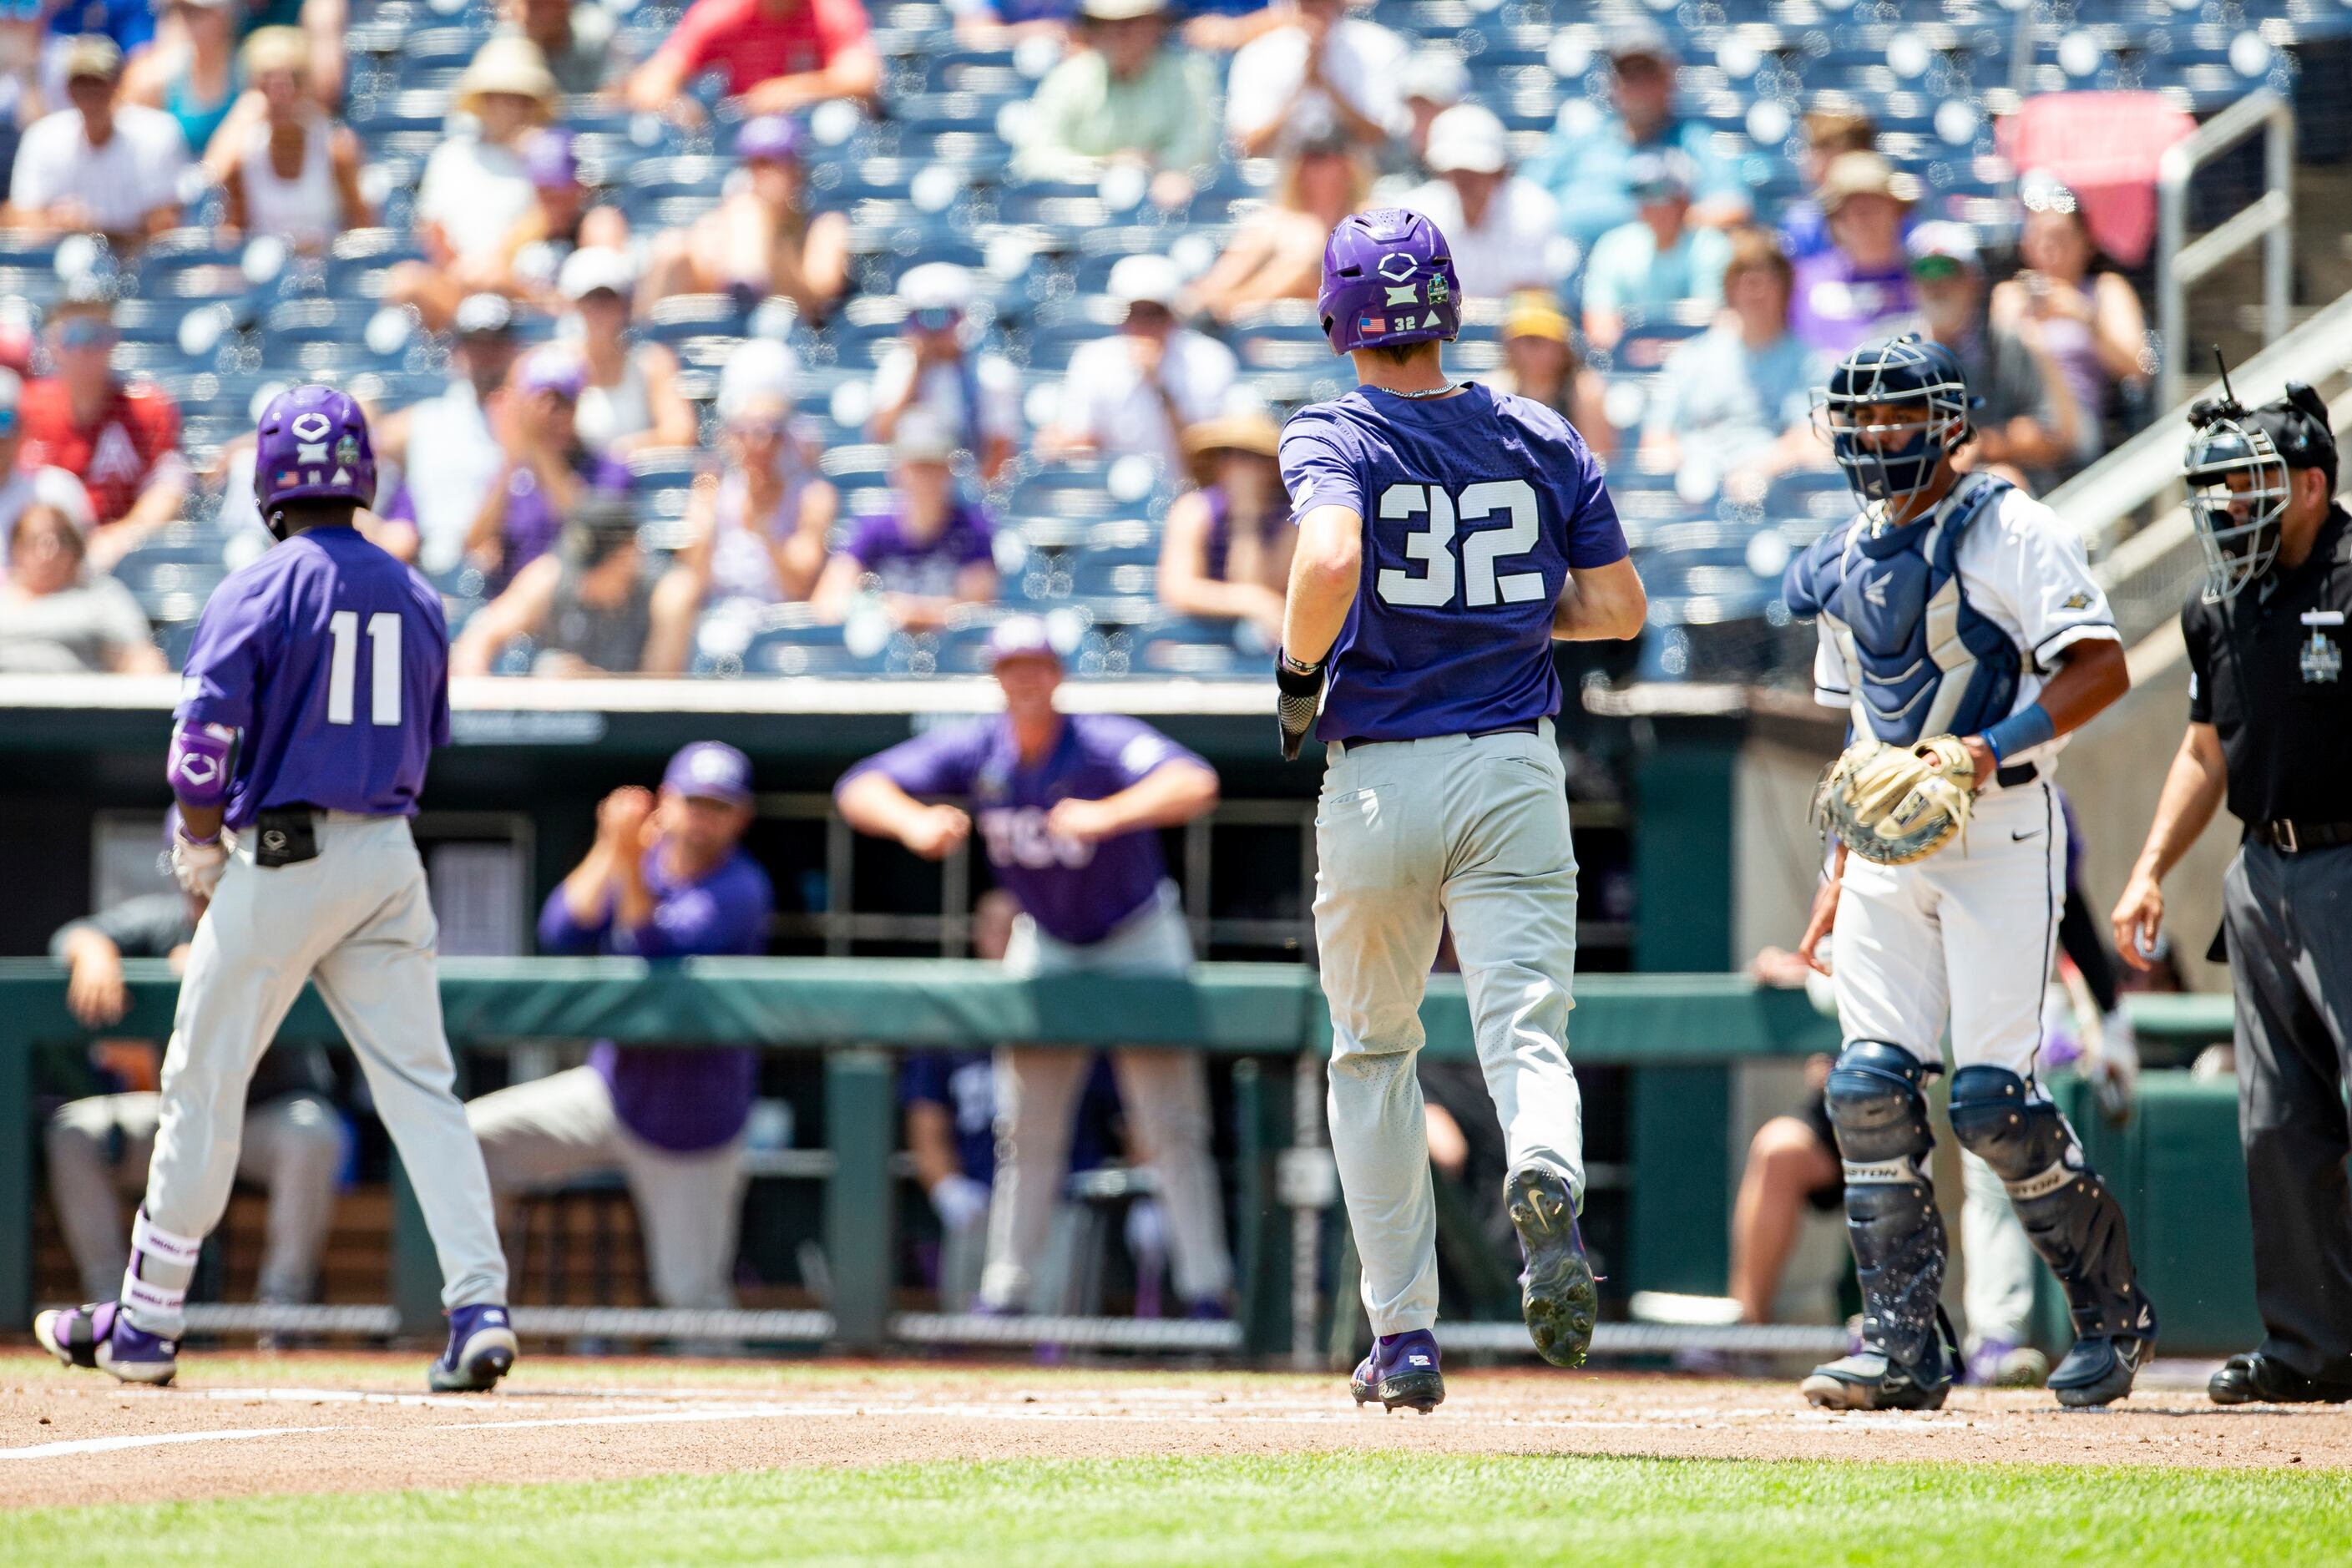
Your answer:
[1813,735,1977,866]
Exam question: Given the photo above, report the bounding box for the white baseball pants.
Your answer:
[1313,722,1586,1337]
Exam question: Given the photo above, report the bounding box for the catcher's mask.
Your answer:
[2183,375,2334,603]
[1813,335,1975,530]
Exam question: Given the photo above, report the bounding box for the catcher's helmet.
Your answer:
[254,383,376,539]
[1317,208,1461,355]
[1813,334,1974,526]
[2183,382,2334,603]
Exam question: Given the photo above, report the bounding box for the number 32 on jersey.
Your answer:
[1373,480,1546,609]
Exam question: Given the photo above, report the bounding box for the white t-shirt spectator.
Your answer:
[1225,17,1404,155]
[416,136,536,264]
[1397,176,1565,300]
[1055,330,1237,470]
[0,572,156,672]
[9,105,187,232]
[868,345,1021,448]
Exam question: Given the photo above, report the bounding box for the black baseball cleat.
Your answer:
[1800,1346,1954,1412]
[2208,1352,2352,1406]
[1350,1328,1444,1414]
[2049,1333,2154,1409]
[1506,1167,1598,1369]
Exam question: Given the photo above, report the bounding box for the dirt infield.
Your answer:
[5,1351,2350,1508]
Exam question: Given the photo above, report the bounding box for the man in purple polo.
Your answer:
[466,741,773,1317]
[33,386,514,1393]
[836,617,1235,1317]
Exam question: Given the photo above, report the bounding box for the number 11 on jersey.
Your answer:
[326,609,402,726]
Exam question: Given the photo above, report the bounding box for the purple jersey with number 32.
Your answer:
[1278,383,1628,743]
[175,527,450,828]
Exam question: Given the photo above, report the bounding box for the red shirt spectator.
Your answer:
[19,378,183,530]
[627,0,880,119]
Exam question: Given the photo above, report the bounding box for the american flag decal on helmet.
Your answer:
[1358,316,1385,333]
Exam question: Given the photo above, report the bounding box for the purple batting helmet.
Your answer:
[1317,208,1461,354]
[254,383,376,538]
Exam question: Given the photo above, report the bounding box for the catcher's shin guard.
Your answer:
[1824,1042,1946,1369]
[1948,1068,2156,1345]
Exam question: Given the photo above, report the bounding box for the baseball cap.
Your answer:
[1398,52,1469,109]
[988,615,1062,670]
[1079,0,1167,18]
[1818,150,1911,214]
[62,34,123,83]
[518,345,586,400]
[558,245,636,301]
[1905,220,1980,276]
[664,741,754,807]
[1609,20,1675,66]
[1502,291,1571,345]
[1424,104,1508,176]
[716,336,797,420]
[1182,411,1280,459]
[453,292,515,337]
[892,407,958,465]
[522,128,578,190]
[1108,254,1182,311]
[898,261,973,331]
[736,114,802,165]
[1625,147,1695,202]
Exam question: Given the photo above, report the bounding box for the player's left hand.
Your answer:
[1951,735,1996,787]
[170,830,230,898]
[1044,797,1121,843]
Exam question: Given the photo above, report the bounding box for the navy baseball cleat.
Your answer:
[1352,1329,1444,1413]
[1506,1167,1598,1368]
[429,1303,518,1393]
[33,1300,177,1386]
[1801,1340,1955,1412]
[2049,1333,2153,1409]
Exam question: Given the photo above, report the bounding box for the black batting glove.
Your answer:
[1276,650,1325,761]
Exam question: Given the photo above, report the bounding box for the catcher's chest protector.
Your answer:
[1808,474,2020,746]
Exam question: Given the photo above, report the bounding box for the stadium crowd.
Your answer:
[0,0,2203,681]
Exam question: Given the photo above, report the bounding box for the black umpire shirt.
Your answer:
[2183,502,2352,831]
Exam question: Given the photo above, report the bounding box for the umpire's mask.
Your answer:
[2183,413,2291,603]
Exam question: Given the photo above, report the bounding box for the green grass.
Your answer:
[12,1454,2352,1567]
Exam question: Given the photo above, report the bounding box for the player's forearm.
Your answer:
[1281,505,1363,664]
[1551,557,1647,642]
[907,1103,960,1192]
[836,771,930,845]
[1090,761,1220,835]
[556,844,617,930]
[610,851,657,934]
[2131,726,2228,884]
[2027,637,2129,741]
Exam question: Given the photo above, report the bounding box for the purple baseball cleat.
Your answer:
[33,1301,178,1386]
[1352,1328,1444,1414]
[428,1303,518,1393]
[1508,1166,1599,1369]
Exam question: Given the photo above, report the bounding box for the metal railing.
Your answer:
[2157,87,2296,412]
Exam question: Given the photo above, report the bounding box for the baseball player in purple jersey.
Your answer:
[836,617,1235,1317]
[33,387,515,1393]
[1274,210,1648,1411]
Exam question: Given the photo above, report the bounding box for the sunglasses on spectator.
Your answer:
[1909,255,1965,282]
[908,306,961,334]
[729,418,788,440]
[56,319,115,349]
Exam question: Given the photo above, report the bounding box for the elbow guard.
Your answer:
[167,721,238,807]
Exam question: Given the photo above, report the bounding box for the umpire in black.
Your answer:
[2111,380,2352,1404]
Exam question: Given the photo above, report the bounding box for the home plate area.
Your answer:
[5,1353,2349,1508]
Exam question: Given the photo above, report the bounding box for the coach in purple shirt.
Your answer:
[465,741,774,1314]
[837,616,1237,1316]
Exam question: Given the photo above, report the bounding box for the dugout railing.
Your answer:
[0,963,2255,1356]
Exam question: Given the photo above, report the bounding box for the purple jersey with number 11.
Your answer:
[175,526,450,829]
[1279,383,1628,743]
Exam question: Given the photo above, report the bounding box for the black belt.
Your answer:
[2253,819,2352,854]
[1336,720,1540,751]
[1994,761,2038,789]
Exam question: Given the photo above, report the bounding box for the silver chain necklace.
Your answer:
[1384,382,1458,400]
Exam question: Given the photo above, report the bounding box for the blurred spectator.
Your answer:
[1485,291,1611,464]
[1728,1054,1842,1325]
[1525,23,1747,255]
[1179,133,1363,324]
[1399,104,1561,301]
[450,490,655,676]
[1179,0,1282,54]
[0,504,166,671]
[1787,151,1914,357]
[813,411,998,627]
[45,878,343,1308]
[232,0,349,110]
[1579,149,1727,352]
[560,248,696,458]
[392,37,556,328]
[375,292,521,574]
[121,0,237,159]
[639,114,847,319]
[0,368,94,553]
[644,340,836,671]
[469,745,771,1316]
[215,26,368,249]
[625,0,879,123]
[1906,221,2080,493]
[42,1,156,85]
[836,618,1232,1318]
[1224,0,1402,159]
[18,295,186,561]
[1387,48,1464,177]
[1989,177,2148,467]
[1641,229,1828,499]
[468,346,631,593]
[1777,106,1877,264]
[5,35,185,241]
[499,0,620,98]
[0,11,48,200]
[948,0,1074,48]
[512,129,630,278]
[1040,254,1235,470]
[1012,0,1216,205]
[867,262,1019,482]
[1156,410,1290,645]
